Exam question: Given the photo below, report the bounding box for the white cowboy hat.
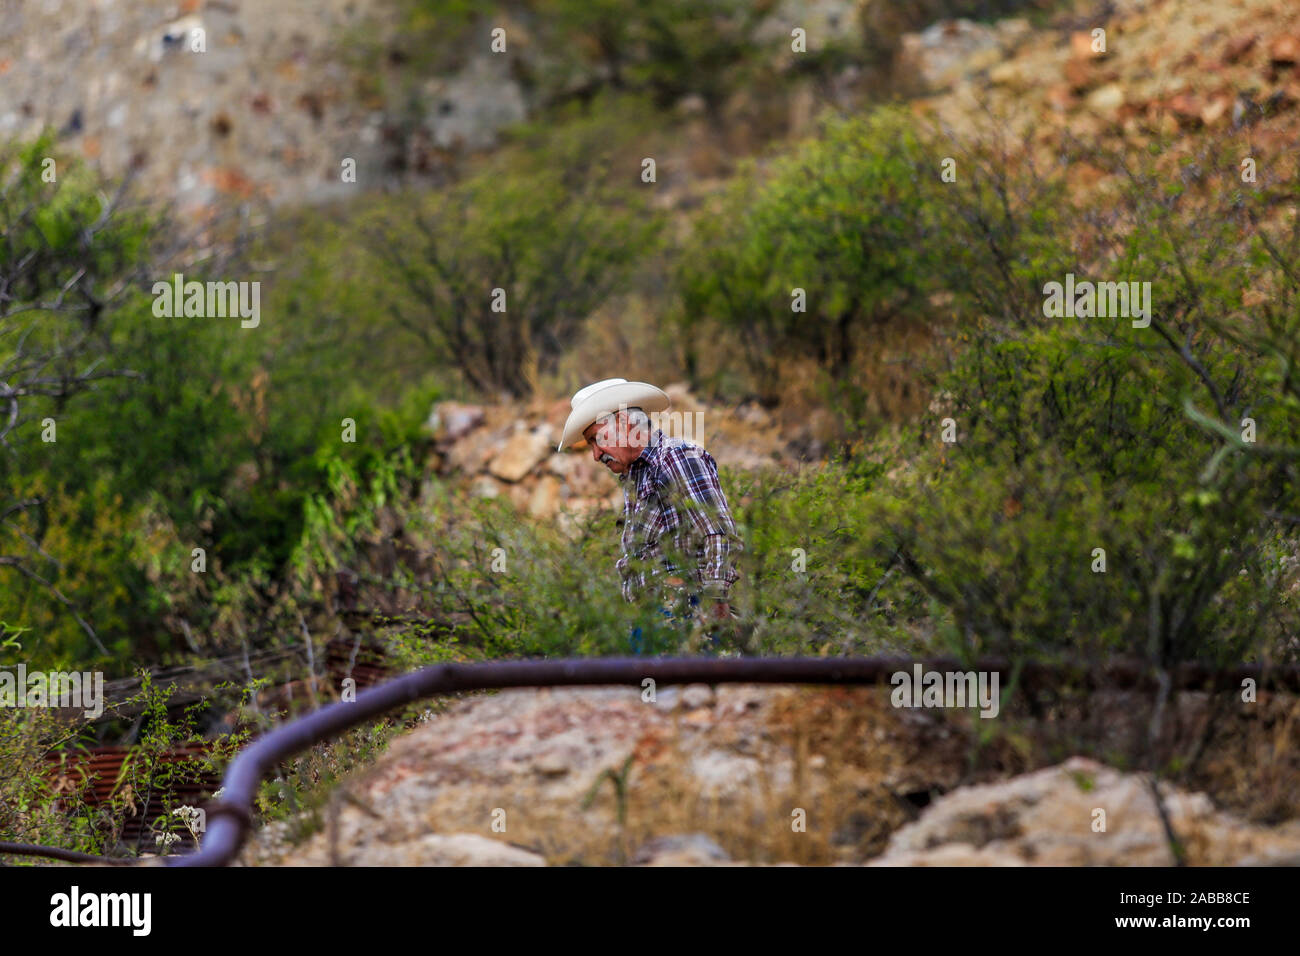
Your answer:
[557,378,670,451]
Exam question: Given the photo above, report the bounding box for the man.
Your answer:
[557,378,741,652]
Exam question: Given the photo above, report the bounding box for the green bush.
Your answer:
[678,108,941,399]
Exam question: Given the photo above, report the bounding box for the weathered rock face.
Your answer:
[423,386,791,521]
[872,757,1300,866]
[0,0,532,217]
[426,402,486,444]
[905,0,1300,166]
[487,426,553,483]
[893,17,1032,94]
[244,684,973,866]
[243,685,1300,867]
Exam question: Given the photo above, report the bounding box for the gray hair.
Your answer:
[593,405,651,445]
[595,405,649,428]
[623,405,650,430]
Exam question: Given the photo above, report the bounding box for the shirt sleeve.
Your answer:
[661,445,741,601]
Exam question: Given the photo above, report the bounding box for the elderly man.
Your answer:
[558,378,741,652]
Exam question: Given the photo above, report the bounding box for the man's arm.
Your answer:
[661,444,741,603]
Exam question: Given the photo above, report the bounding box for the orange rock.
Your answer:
[1268,34,1300,66]
[1070,31,1104,60]
[1223,33,1258,64]
[488,427,551,483]
[1063,57,1095,93]
[527,475,561,519]
[201,166,259,199]
[1045,84,1077,111]
[1063,57,1118,94]
[1167,93,1204,128]
[1201,95,1232,126]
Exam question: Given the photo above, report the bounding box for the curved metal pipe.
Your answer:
[0,841,140,865]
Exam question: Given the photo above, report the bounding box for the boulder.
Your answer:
[527,474,561,519]
[446,425,506,474]
[549,454,614,498]
[1268,34,1300,67]
[1085,82,1125,118]
[1069,30,1105,61]
[470,475,503,499]
[633,833,731,866]
[344,832,546,867]
[427,401,485,444]
[895,20,1005,94]
[872,757,1300,866]
[1222,32,1258,64]
[488,427,551,482]
[422,56,527,152]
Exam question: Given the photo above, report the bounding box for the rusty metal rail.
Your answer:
[0,842,140,865]
[5,654,1300,867]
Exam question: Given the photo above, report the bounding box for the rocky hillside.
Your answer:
[423,382,812,524]
[246,683,1300,866]
[902,0,1300,170]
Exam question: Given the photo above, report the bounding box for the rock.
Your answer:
[662,381,701,412]
[244,686,1300,867]
[1166,92,1204,127]
[362,832,546,867]
[753,0,860,55]
[423,56,527,152]
[446,425,504,474]
[1268,34,1300,67]
[675,93,707,117]
[427,401,485,443]
[1044,84,1077,112]
[470,476,502,499]
[544,397,573,431]
[528,474,561,519]
[1085,83,1125,117]
[994,18,1032,47]
[988,60,1028,90]
[633,833,730,866]
[532,752,569,779]
[734,401,773,429]
[1063,56,1119,94]
[894,19,1007,94]
[488,427,551,482]
[548,454,611,498]
[545,453,571,478]
[872,757,1300,866]
[1223,33,1258,64]
[506,480,533,511]
[681,684,716,711]
[1200,94,1232,126]
[1070,30,1104,60]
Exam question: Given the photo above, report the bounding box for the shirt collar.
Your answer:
[620,428,664,480]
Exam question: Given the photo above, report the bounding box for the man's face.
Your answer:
[583,412,647,475]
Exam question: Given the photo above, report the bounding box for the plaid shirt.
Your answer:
[617,429,741,603]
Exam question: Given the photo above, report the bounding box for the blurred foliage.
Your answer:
[0,671,252,861]
[678,108,939,404]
